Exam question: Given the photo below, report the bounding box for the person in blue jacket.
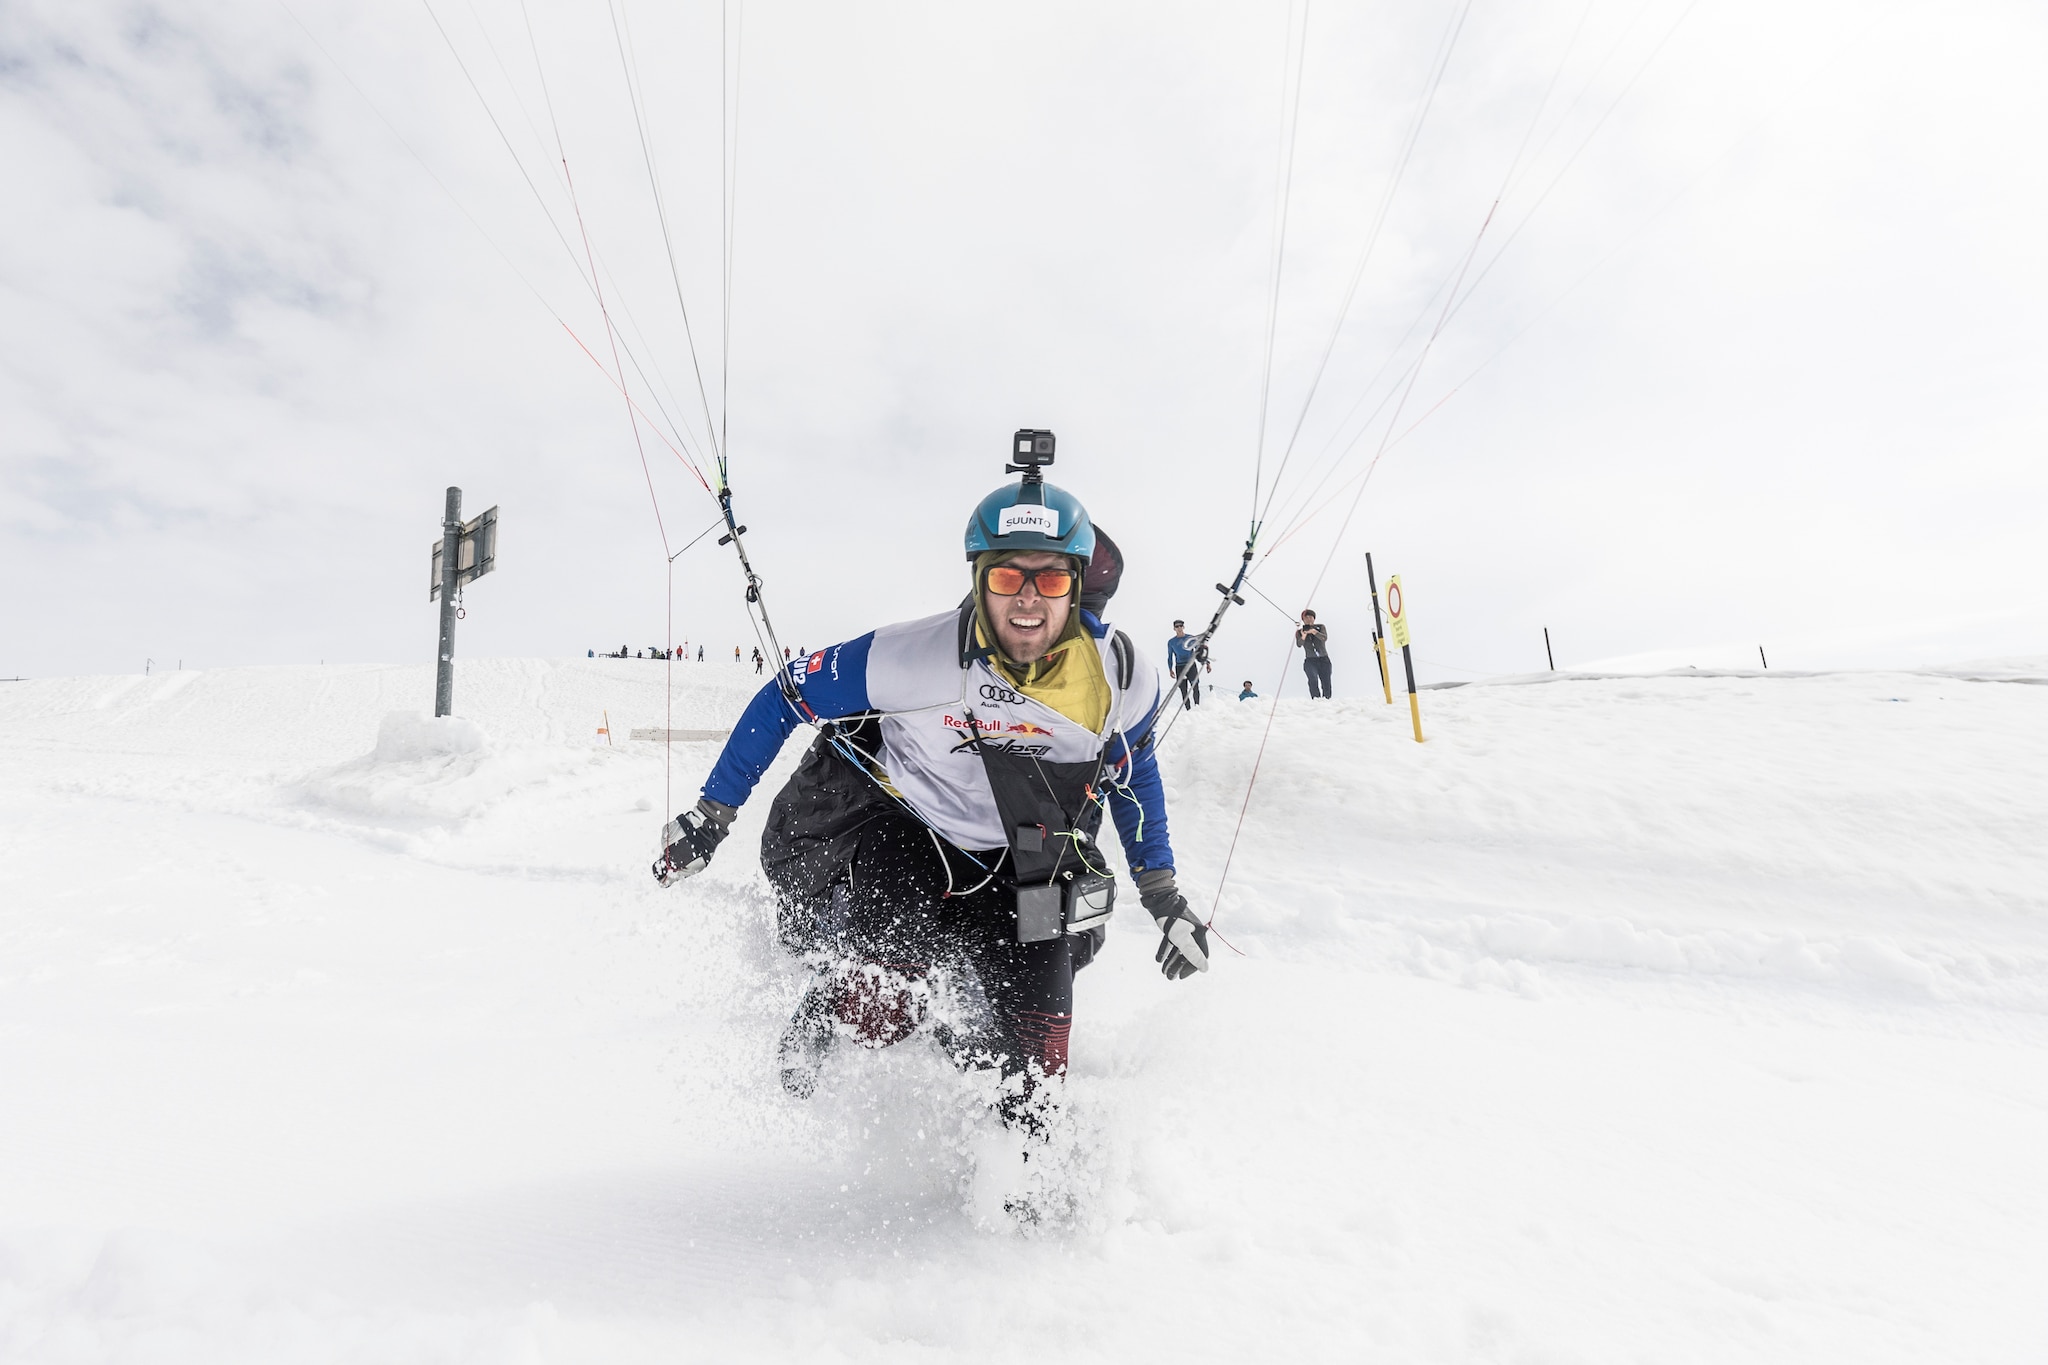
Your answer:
[653,449,1210,1117]
[1166,620,1209,709]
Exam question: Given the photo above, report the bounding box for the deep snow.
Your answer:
[2,656,2046,1362]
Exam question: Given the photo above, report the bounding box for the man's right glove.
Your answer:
[652,798,735,887]
[1137,867,1210,980]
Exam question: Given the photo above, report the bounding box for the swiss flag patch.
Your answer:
[806,651,825,674]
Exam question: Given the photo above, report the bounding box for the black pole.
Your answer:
[435,486,462,717]
[1365,552,1391,700]
[1758,645,1768,670]
[1544,626,1555,671]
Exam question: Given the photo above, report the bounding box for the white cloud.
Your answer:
[2,0,2042,685]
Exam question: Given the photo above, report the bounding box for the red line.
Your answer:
[556,322,712,493]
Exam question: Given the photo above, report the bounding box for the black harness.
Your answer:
[762,605,1131,947]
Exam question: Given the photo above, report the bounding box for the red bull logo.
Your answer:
[940,714,1056,736]
[940,714,1058,748]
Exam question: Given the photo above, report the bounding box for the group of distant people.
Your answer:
[585,644,710,661]
[1163,608,1333,708]
[589,610,1338,701]
[585,642,812,673]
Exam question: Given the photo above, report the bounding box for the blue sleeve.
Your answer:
[700,633,874,810]
[1107,708,1174,875]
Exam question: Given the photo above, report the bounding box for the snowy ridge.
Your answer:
[3,657,2046,1361]
[1166,664,2048,1012]
[1422,657,2048,689]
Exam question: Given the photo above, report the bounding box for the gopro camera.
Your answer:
[1007,429,1056,475]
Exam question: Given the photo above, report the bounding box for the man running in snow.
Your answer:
[653,450,1209,1124]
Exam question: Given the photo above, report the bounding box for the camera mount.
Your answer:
[1006,429,1056,483]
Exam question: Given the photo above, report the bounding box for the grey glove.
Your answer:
[652,798,736,886]
[1137,867,1210,980]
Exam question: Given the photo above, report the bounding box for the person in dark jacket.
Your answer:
[1296,609,1333,699]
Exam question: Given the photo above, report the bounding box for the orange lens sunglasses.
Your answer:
[984,564,1076,597]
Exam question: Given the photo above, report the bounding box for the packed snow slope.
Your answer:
[3,656,2046,1363]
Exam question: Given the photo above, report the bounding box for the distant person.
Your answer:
[1295,610,1332,699]
[752,647,765,675]
[1238,680,1257,700]
[1165,620,1208,709]
[697,645,704,662]
[587,649,594,658]
[735,646,741,663]
[784,646,792,663]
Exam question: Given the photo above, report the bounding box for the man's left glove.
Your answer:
[652,798,736,886]
[1137,867,1210,980]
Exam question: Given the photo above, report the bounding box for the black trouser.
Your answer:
[1303,655,1333,698]
[1177,671,1202,708]
[768,807,1097,1083]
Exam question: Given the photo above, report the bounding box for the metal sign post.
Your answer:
[1385,574,1423,744]
[434,488,461,716]
[428,488,500,718]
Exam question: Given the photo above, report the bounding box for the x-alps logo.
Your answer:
[941,712,1053,757]
[978,682,1026,706]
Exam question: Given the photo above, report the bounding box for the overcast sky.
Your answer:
[3,0,2043,692]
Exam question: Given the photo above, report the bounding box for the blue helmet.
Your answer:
[964,478,1096,562]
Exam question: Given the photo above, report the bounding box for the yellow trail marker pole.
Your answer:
[1402,648,1424,742]
[1385,574,1423,743]
[1365,551,1394,705]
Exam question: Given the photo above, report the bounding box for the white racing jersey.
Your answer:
[702,606,1175,871]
